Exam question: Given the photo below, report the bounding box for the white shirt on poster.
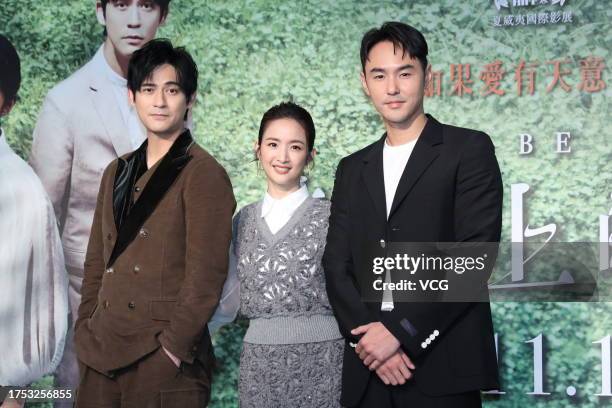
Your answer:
[95,46,146,150]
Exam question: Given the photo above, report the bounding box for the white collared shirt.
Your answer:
[261,184,310,234]
[94,46,146,150]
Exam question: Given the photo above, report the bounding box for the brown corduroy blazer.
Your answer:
[74,131,236,376]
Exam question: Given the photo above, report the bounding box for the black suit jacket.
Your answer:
[323,115,502,406]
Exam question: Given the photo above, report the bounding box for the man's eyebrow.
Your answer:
[140,81,182,88]
[369,64,416,74]
[397,64,416,70]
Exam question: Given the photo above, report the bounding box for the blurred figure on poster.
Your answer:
[323,22,502,407]
[73,39,235,407]
[233,102,344,407]
[28,1,172,403]
[0,34,69,408]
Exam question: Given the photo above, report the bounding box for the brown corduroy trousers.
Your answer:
[75,347,210,408]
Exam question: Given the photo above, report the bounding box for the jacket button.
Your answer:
[105,267,114,274]
[128,301,136,309]
[139,228,149,238]
[135,186,141,192]
[133,265,141,274]
[433,330,439,336]
[421,342,427,349]
[103,300,109,309]
[380,239,386,248]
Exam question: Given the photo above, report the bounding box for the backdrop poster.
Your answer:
[1,1,610,407]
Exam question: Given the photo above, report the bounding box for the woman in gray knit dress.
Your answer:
[234,102,343,407]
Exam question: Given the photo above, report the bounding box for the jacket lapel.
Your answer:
[87,47,133,157]
[361,135,387,223]
[388,115,443,219]
[107,130,194,267]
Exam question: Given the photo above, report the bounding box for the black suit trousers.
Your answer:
[357,375,482,408]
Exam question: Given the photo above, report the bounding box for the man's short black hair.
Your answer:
[258,102,316,153]
[0,34,21,111]
[127,38,198,102]
[101,0,171,19]
[360,21,429,73]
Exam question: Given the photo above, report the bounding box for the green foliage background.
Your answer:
[1,0,610,406]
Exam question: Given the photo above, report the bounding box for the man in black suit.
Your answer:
[323,22,502,407]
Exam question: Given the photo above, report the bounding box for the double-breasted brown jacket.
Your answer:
[74,130,235,376]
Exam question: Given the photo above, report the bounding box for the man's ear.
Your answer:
[0,99,15,117]
[360,71,371,97]
[159,9,168,26]
[186,93,196,110]
[127,88,136,106]
[95,1,106,26]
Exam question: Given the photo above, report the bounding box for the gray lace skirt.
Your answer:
[239,339,344,408]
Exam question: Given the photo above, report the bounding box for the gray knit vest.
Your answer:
[234,197,342,344]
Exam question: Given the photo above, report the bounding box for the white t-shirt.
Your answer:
[381,137,418,311]
[383,138,418,218]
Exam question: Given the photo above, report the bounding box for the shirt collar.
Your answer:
[94,44,127,86]
[384,137,418,151]
[0,127,11,156]
[261,183,310,219]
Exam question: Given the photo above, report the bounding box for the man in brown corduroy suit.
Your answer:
[74,39,235,407]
